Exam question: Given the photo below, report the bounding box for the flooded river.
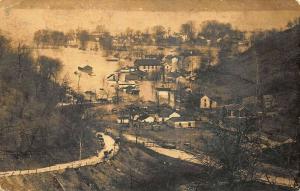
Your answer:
[34,48,119,93]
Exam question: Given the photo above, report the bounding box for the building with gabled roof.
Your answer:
[157,107,181,122]
[200,95,220,109]
[135,59,162,73]
[222,104,249,118]
[167,117,196,128]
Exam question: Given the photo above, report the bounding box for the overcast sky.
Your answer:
[1,0,300,11]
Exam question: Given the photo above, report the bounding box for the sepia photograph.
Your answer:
[0,0,299,190]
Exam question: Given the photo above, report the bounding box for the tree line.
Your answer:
[33,17,299,51]
[33,20,247,49]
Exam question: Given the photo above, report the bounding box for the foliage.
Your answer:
[99,32,113,50]
[0,35,87,157]
[151,25,166,45]
[33,29,66,47]
[180,21,196,42]
[286,17,300,29]
[204,120,260,189]
[200,20,244,46]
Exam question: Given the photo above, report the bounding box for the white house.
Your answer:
[200,95,218,109]
[117,116,130,124]
[167,117,196,128]
[158,109,181,122]
[134,59,162,73]
[142,116,155,123]
[164,56,179,73]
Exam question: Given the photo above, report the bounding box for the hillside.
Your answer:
[205,25,300,129]
[0,34,99,171]
[1,0,300,11]
[223,25,299,98]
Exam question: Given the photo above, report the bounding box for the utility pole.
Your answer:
[79,135,82,160]
[135,122,139,144]
[115,72,120,104]
[255,45,262,131]
[74,71,82,93]
[79,113,86,160]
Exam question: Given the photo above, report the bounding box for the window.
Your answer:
[179,122,182,127]
[188,122,191,127]
[143,66,146,69]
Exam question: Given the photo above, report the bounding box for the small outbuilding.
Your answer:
[167,117,196,128]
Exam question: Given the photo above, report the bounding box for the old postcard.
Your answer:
[0,0,299,190]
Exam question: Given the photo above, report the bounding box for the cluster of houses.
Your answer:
[116,103,197,129]
[101,47,278,130]
[115,91,278,129]
[104,48,210,101]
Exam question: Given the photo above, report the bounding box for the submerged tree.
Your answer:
[77,30,90,49]
[180,21,196,43]
[152,25,166,45]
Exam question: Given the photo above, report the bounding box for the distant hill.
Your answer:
[1,0,300,11]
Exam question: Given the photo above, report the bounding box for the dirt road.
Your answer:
[0,133,119,178]
[123,134,297,189]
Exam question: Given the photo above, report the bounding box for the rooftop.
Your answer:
[158,108,176,117]
[223,104,246,111]
[168,117,195,122]
[156,87,172,91]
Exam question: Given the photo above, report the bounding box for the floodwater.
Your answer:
[139,81,156,102]
[34,48,119,93]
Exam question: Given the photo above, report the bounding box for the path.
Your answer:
[0,133,119,178]
[123,134,297,189]
[123,134,217,166]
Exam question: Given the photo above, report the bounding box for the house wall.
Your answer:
[117,119,129,124]
[158,112,180,122]
[200,96,217,109]
[226,109,246,118]
[200,96,210,108]
[158,117,167,122]
[211,101,217,108]
[144,117,155,123]
[169,112,181,119]
[173,121,196,128]
[138,65,161,72]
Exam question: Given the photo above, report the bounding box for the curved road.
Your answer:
[123,134,297,189]
[0,133,119,178]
